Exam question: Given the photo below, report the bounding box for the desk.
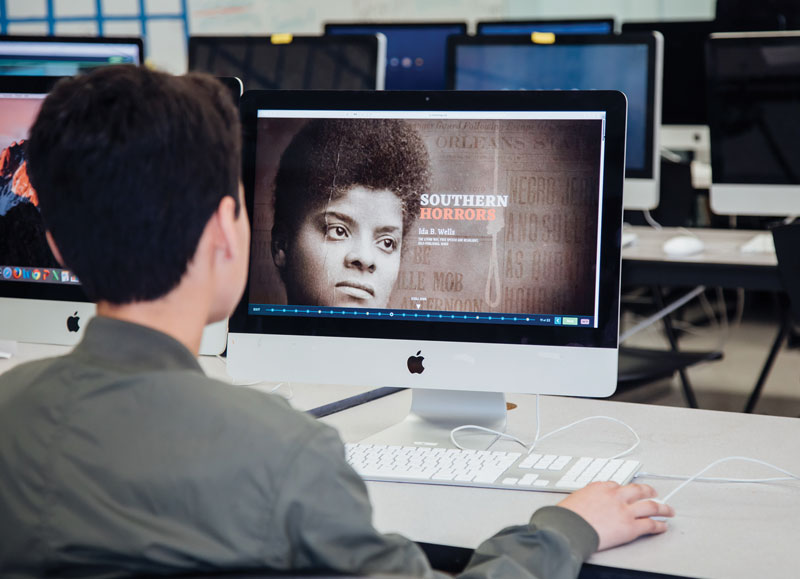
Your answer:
[622,226,779,291]
[322,390,800,579]
[3,342,799,578]
[621,226,785,412]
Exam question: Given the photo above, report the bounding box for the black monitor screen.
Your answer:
[477,19,613,36]
[707,33,800,185]
[450,37,653,174]
[623,21,715,125]
[325,23,466,90]
[189,36,381,90]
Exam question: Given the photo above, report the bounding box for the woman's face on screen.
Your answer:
[277,186,404,309]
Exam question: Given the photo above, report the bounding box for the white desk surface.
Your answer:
[322,390,800,579]
[4,342,799,578]
[622,225,777,267]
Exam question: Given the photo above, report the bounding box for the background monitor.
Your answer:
[188,35,385,90]
[229,89,626,445]
[324,22,467,90]
[0,35,142,76]
[622,20,716,157]
[448,33,663,211]
[708,31,800,216]
[477,18,614,36]
[0,76,225,353]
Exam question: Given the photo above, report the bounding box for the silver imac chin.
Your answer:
[710,184,800,216]
[0,297,227,356]
[227,335,618,445]
[623,177,659,211]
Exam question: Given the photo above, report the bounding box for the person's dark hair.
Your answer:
[26,65,241,304]
[272,118,430,242]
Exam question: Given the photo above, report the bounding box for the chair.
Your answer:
[617,286,724,408]
[741,223,799,412]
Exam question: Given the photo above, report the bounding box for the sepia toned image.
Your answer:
[249,116,602,317]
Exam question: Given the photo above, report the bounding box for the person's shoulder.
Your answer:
[153,370,329,445]
[0,355,65,396]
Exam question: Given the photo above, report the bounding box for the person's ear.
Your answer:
[211,195,243,261]
[271,227,287,269]
[45,231,66,267]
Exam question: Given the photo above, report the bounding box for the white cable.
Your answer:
[643,209,662,230]
[637,472,794,484]
[449,425,522,450]
[449,394,639,461]
[531,415,640,459]
[782,215,798,225]
[269,382,294,400]
[638,456,800,504]
[620,285,706,343]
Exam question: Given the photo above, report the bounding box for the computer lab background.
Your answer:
[4,0,798,419]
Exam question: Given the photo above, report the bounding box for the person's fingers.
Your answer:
[630,500,675,519]
[616,483,658,503]
[633,517,670,537]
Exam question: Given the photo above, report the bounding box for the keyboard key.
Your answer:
[518,453,542,469]
[596,459,624,482]
[533,454,557,469]
[611,460,640,484]
[549,456,572,471]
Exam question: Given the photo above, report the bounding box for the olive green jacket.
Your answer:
[0,317,597,578]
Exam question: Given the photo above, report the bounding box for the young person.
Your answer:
[271,118,429,309]
[0,66,673,578]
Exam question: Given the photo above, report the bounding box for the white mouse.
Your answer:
[662,235,705,257]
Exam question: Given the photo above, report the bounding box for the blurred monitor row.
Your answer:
[2,23,800,218]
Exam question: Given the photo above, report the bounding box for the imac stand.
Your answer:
[364,388,508,449]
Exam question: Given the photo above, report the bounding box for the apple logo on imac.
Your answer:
[407,350,425,374]
[67,312,80,333]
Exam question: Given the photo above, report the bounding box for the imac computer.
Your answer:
[447,33,662,211]
[0,76,226,354]
[623,21,716,158]
[188,35,386,90]
[476,18,614,36]
[0,35,142,76]
[228,89,626,445]
[707,32,800,216]
[324,22,467,90]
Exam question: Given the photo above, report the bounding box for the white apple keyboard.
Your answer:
[345,443,641,493]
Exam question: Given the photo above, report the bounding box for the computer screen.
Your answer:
[448,33,662,211]
[188,35,385,90]
[622,20,715,127]
[708,31,800,216]
[0,76,226,352]
[229,89,626,444]
[477,18,614,36]
[324,22,467,90]
[0,35,142,76]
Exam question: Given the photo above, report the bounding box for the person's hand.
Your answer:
[557,481,674,551]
